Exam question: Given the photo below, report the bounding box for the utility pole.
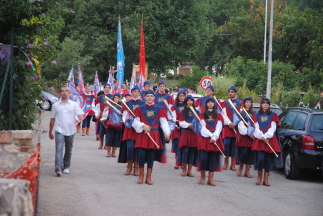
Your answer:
[266,0,274,99]
[263,0,268,62]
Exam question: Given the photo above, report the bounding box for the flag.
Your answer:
[139,18,146,86]
[138,18,146,90]
[108,66,115,95]
[68,84,91,124]
[138,72,145,90]
[116,19,125,86]
[129,70,136,90]
[67,66,75,87]
[77,64,85,94]
[233,112,241,126]
[93,71,100,95]
[247,119,255,136]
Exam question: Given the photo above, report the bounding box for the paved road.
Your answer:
[37,111,323,216]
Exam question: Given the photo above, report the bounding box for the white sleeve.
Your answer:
[201,126,213,138]
[94,103,100,117]
[238,121,247,135]
[200,119,206,127]
[222,108,231,125]
[102,109,109,117]
[212,120,223,141]
[264,121,277,139]
[179,120,190,128]
[132,117,145,133]
[253,122,265,139]
[122,110,129,122]
[160,117,171,136]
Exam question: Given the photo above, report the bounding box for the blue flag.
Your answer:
[116,20,125,86]
[233,112,241,126]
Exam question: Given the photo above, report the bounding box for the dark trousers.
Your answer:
[137,148,155,168]
[199,150,220,172]
[172,138,182,163]
[181,147,196,165]
[99,122,106,139]
[105,128,121,147]
[82,115,92,128]
[223,137,237,157]
[238,146,254,165]
[126,140,136,161]
[256,151,274,172]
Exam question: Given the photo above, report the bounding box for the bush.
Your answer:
[178,65,209,90]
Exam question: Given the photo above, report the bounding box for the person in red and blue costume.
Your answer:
[171,90,186,169]
[197,97,224,186]
[102,93,123,157]
[140,80,151,100]
[81,86,96,136]
[178,95,199,177]
[119,86,145,176]
[195,85,221,113]
[221,86,243,171]
[132,89,171,185]
[154,80,175,108]
[97,84,113,149]
[251,97,281,187]
[236,97,255,178]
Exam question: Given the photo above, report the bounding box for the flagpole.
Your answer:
[266,0,274,99]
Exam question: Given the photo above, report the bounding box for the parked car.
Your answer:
[39,91,59,111]
[277,107,323,179]
[171,92,203,101]
[253,102,283,115]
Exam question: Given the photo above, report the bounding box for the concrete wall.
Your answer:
[0,130,36,172]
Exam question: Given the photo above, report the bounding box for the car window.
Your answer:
[292,112,307,130]
[279,111,288,122]
[309,114,323,132]
[282,111,298,129]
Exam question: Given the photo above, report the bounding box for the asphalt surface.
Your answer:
[37,111,323,216]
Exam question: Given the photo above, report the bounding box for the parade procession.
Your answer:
[2,1,323,215]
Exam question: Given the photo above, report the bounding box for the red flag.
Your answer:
[139,19,146,80]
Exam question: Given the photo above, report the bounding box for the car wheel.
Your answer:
[40,100,51,111]
[284,149,300,179]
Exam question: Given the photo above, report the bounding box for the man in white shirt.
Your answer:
[49,86,83,176]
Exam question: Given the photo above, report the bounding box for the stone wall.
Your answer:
[0,130,36,172]
[0,178,34,216]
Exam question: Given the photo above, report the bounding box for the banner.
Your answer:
[67,66,75,87]
[108,66,115,95]
[93,71,100,96]
[77,64,85,94]
[116,19,125,86]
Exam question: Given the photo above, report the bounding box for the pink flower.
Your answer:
[44,39,48,42]
[28,10,32,15]
[37,46,41,49]
[71,10,76,13]
[38,0,43,2]
[27,44,34,48]
[33,75,38,80]
[51,60,57,64]
[44,97,49,100]
[49,87,55,91]
[27,61,32,66]
[44,42,48,45]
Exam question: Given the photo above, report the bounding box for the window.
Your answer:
[309,114,323,132]
[282,111,298,129]
[292,113,307,130]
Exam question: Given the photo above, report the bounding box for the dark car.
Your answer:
[277,107,323,179]
[253,103,283,116]
[39,91,59,111]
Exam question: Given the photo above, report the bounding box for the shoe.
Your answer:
[55,166,62,177]
[63,168,70,174]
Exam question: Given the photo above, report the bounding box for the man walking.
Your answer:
[49,86,83,176]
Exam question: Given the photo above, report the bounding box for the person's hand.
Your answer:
[250,134,255,140]
[49,133,54,140]
[210,139,215,143]
[188,124,192,129]
[143,124,151,133]
[229,123,234,129]
[165,135,170,142]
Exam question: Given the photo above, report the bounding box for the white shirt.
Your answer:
[51,100,83,136]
